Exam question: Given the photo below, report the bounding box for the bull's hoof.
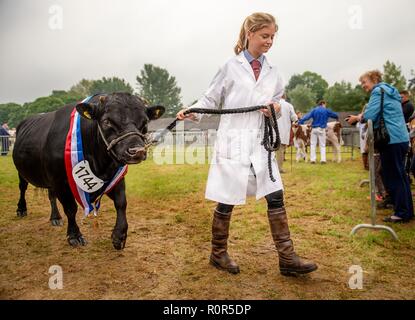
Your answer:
[67,235,87,247]
[111,233,126,250]
[50,219,64,227]
[112,238,126,250]
[16,209,27,218]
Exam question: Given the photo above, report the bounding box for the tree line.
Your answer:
[0,60,413,128]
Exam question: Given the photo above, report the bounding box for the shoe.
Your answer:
[310,161,316,164]
[376,195,393,209]
[320,161,326,165]
[382,215,409,223]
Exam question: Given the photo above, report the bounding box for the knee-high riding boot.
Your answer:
[210,209,240,274]
[268,207,318,276]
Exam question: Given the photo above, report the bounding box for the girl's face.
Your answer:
[247,24,276,56]
[360,76,376,93]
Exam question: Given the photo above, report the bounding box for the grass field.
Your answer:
[0,150,414,300]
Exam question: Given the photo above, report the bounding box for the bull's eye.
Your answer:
[102,119,111,127]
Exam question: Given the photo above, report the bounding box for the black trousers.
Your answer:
[216,190,284,214]
[380,142,414,220]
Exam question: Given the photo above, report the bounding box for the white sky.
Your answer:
[1,0,414,105]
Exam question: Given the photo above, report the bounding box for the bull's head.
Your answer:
[76,92,165,164]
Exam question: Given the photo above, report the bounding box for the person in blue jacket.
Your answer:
[0,123,10,156]
[356,70,413,223]
[299,100,338,164]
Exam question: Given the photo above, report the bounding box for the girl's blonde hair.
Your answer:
[359,70,383,84]
[234,12,278,55]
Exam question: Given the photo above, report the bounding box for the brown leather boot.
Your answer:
[209,209,240,274]
[268,207,317,276]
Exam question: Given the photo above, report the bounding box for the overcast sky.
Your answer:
[1,0,414,105]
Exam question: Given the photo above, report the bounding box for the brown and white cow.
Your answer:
[326,121,343,163]
[292,123,311,162]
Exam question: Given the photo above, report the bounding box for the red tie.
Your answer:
[250,59,261,81]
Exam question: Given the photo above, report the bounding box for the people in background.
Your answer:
[356,70,413,223]
[299,100,338,164]
[276,94,297,173]
[0,123,10,156]
[400,90,414,182]
[400,90,414,123]
[347,110,387,202]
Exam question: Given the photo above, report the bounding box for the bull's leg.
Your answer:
[57,188,87,247]
[300,142,307,162]
[335,144,341,163]
[49,189,63,226]
[16,174,28,217]
[107,179,128,250]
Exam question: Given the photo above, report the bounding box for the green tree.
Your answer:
[408,69,415,100]
[383,60,406,91]
[0,103,21,125]
[25,96,65,116]
[136,64,182,117]
[286,71,329,101]
[7,104,26,128]
[287,85,316,112]
[69,79,94,97]
[324,81,367,112]
[51,90,84,104]
[89,77,134,95]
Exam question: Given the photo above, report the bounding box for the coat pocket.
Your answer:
[214,129,241,161]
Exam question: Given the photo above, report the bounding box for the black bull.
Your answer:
[13,93,165,249]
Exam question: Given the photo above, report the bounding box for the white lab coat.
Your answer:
[190,52,285,205]
[277,99,298,145]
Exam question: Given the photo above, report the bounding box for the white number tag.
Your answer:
[72,160,104,193]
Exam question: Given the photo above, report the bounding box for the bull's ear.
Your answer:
[76,102,98,120]
[146,105,165,120]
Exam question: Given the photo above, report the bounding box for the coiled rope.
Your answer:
[149,104,281,182]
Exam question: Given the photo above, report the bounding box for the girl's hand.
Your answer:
[176,108,197,121]
[260,102,281,118]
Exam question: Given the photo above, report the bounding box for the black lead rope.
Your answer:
[150,104,281,182]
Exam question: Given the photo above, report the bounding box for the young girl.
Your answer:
[177,12,317,276]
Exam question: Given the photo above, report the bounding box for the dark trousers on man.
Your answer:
[1,136,9,155]
[380,142,414,221]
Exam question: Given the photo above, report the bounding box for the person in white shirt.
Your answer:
[276,95,298,173]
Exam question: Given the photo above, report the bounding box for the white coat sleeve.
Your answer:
[270,72,285,120]
[187,67,226,123]
[271,72,285,103]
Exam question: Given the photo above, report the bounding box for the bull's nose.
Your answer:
[127,147,145,155]
[126,147,147,160]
